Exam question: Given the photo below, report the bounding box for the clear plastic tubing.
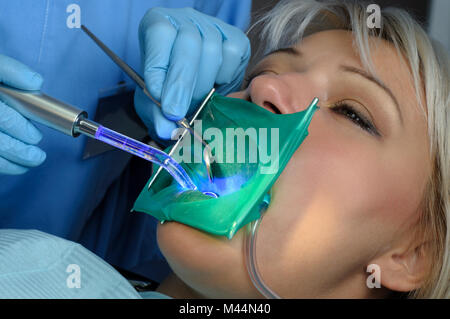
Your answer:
[94,125,197,191]
[244,194,281,299]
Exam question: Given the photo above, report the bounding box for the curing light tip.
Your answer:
[202,191,219,198]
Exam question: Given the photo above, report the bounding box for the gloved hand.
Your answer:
[0,54,46,175]
[134,7,251,142]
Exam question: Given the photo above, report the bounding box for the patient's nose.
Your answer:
[248,73,322,114]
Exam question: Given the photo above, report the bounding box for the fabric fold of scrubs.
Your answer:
[0,229,141,299]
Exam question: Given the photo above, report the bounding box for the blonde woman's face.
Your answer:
[156,30,432,298]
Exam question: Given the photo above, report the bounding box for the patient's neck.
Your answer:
[156,272,204,298]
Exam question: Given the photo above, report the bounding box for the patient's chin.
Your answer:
[157,221,226,250]
[156,220,252,297]
[156,221,232,272]
[157,220,246,270]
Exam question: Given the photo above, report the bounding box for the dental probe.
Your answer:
[147,87,215,191]
[0,84,196,190]
[80,25,215,183]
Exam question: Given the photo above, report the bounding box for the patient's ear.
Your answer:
[369,239,432,292]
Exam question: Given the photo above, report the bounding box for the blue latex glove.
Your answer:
[134,7,251,141]
[0,54,46,174]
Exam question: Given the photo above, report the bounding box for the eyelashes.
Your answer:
[244,71,381,138]
[330,101,380,137]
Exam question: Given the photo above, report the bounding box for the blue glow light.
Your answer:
[95,125,197,190]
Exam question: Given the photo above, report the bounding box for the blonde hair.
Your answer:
[247,0,450,298]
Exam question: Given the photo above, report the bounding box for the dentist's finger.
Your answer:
[0,54,43,90]
[0,100,42,145]
[0,131,46,167]
[190,18,223,109]
[139,8,178,102]
[160,19,202,120]
[134,88,177,140]
[0,156,28,175]
[215,23,251,86]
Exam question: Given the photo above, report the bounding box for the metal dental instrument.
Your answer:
[0,84,197,190]
[147,88,215,191]
[80,25,215,184]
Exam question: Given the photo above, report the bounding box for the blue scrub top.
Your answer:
[0,0,251,282]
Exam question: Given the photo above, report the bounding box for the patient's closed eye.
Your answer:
[330,101,380,137]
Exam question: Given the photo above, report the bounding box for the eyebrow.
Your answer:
[263,47,404,125]
[265,47,302,58]
[340,65,403,125]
